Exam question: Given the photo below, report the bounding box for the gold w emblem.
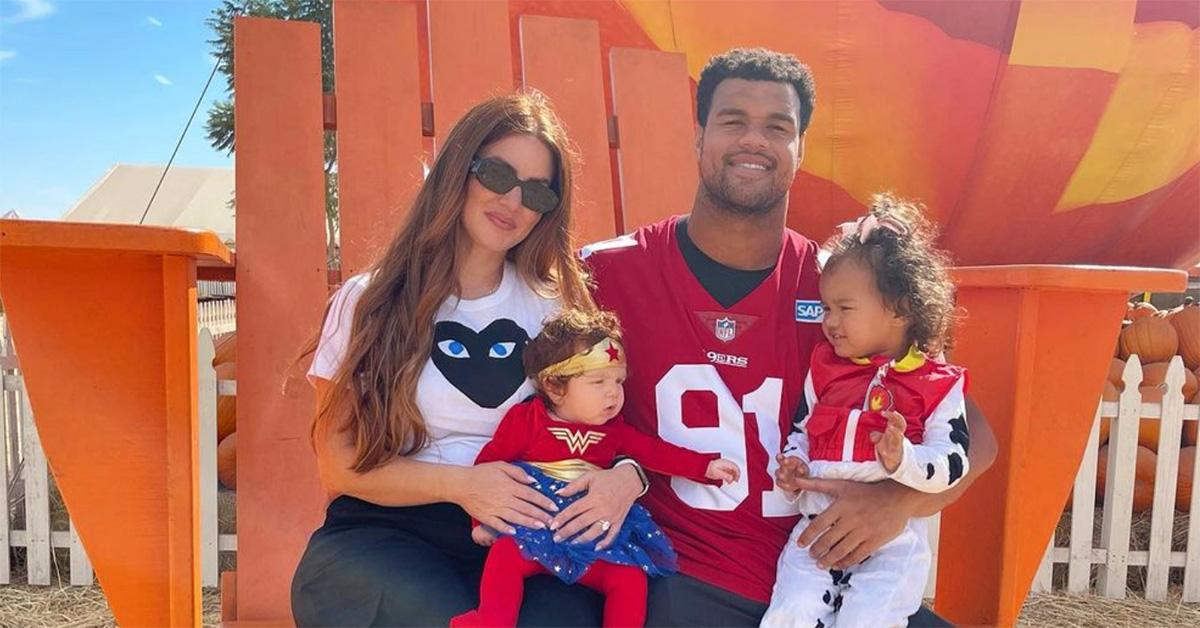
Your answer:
[546,427,606,455]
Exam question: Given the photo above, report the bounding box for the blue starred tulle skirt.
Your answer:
[506,461,678,584]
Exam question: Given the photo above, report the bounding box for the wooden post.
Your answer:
[935,266,1185,625]
[0,218,231,626]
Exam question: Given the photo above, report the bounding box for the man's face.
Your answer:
[695,78,803,215]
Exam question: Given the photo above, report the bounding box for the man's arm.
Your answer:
[793,395,997,569]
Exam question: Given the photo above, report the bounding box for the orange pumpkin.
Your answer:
[1178,447,1196,512]
[213,331,237,367]
[1098,382,1119,446]
[1119,316,1179,363]
[215,361,237,442]
[1138,386,1168,451]
[1095,444,1157,513]
[1109,358,1127,391]
[217,432,237,490]
[1128,302,1158,320]
[1140,362,1199,399]
[1102,380,1119,401]
[1186,389,1200,447]
[1168,306,1200,371]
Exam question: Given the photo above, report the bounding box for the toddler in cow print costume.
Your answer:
[453,309,740,628]
[762,194,970,628]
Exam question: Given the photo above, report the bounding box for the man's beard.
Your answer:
[699,160,790,216]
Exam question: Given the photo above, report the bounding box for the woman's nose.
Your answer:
[498,185,522,209]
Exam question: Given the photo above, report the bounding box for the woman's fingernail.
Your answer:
[553,535,562,543]
[549,521,559,531]
[534,521,545,529]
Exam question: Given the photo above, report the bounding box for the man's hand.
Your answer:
[872,411,907,473]
[790,476,914,569]
[774,454,810,493]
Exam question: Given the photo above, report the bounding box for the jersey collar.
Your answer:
[850,344,926,373]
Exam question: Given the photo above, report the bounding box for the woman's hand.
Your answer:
[452,462,558,534]
[549,464,642,550]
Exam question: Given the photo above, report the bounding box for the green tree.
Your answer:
[205,0,339,259]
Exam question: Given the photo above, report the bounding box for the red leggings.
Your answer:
[452,536,648,627]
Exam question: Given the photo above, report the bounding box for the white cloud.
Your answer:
[0,50,15,63]
[146,16,161,27]
[0,0,57,24]
[153,74,172,86]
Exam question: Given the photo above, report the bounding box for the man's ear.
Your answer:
[694,123,704,160]
[795,133,806,174]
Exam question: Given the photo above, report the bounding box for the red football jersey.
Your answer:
[585,216,824,603]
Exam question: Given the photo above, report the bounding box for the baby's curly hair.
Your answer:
[523,309,624,395]
[823,193,959,355]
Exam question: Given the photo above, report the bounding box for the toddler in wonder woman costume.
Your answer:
[452,309,740,627]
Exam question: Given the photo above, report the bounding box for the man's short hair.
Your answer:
[696,48,817,135]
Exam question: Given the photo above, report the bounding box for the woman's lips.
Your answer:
[485,211,517,230]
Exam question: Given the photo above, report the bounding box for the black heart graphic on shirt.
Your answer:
[431,319,530,409]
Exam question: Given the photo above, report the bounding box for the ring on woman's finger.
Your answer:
[597,519,611,532]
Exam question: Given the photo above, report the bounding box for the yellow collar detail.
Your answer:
[850,344,926,372]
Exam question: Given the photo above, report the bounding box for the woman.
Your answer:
[290,91,645,626]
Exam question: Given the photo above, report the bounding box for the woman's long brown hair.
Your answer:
[301,90,594,473]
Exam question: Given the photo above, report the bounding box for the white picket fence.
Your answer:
[198,298,237,335]
[3,311,1200,601]
[1022,355,1200,602]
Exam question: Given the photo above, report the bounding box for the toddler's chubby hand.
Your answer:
[706,458,741,484]
[872,411,907,474]
[471,525,498,547]
[774,454,810,493]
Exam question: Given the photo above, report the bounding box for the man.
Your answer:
[579,48,997,626]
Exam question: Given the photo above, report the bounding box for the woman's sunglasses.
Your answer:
[469,157,560,214]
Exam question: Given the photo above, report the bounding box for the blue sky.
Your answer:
[0,0,231,219]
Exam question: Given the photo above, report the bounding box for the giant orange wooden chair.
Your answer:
[0,1,1187,626]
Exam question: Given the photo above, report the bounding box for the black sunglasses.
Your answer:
[469,157,560,214]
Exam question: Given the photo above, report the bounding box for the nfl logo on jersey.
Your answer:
[715,317,736,342]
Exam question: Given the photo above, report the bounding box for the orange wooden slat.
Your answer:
[609,48,698,231]
[233,16,329,621]
[428,0,513,152]
[333,0,425,277]
[519,15,616,243]
[0,241,203,626]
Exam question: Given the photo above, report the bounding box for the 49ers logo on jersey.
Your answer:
[546,427,606,454]
[867,384,894,411]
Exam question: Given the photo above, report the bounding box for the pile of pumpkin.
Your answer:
[214,332,237,490]
[1089,299,1199,513]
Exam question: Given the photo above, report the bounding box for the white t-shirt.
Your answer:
[308,262,560,466]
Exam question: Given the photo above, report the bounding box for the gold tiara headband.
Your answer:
[538,337,626,379]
